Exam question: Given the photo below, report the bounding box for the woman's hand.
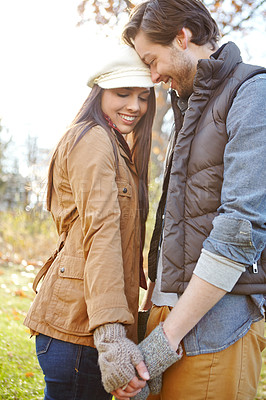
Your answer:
[94,323,150,394]
[111,361,149,399]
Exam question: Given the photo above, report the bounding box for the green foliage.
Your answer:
[0,209,57,263]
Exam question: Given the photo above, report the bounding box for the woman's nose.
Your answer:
[127,96,141,111]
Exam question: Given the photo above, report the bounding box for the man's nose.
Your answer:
[151,69,162,84]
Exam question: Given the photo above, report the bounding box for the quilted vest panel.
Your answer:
[160,43,266,295]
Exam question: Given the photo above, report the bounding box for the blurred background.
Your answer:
[0,1,265,399]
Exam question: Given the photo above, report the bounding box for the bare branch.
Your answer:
[231,0,266,32]
[220,0,266,36]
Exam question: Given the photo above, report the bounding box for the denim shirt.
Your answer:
[152,73,266,356]
[203,74,266,267]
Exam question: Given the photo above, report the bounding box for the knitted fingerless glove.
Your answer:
[132,375,162,400]
[132,323,183,400]
[94,323,144,393]
[139,323,183,377]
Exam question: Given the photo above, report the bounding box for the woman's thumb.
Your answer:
[135,361,150,381]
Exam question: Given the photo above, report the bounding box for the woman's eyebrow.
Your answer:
[123,88,150,94]
[140,89,151,94]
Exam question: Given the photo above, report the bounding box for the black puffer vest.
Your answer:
[148,42,266,295]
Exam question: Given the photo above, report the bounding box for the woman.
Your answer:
[24,44,156,400]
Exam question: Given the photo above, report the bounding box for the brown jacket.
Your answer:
[24,124,141,345]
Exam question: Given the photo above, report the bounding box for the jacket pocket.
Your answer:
[116,181,133,229]
[45,254,91,336]
[117,181,132,198]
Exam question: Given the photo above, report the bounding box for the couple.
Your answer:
[24,1,266,399]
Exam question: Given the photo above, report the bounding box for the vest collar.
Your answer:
[194,42,242,92]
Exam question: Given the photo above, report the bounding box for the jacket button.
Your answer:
[60,268,65,273]
[123,187,127,193]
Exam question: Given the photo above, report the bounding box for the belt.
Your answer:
[32,231,67,293]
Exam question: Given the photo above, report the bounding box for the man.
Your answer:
[121,0,266,399]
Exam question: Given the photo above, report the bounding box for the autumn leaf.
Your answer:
[14,289,27,298]
[153,147,161,155]
[25,372,34,378]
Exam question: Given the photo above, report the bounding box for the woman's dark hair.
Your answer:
[123,0,220,50]
[47,84,156,229]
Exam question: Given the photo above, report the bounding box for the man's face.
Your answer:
[134,30,196,99]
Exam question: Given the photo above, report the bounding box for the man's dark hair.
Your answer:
[123,0,220,50]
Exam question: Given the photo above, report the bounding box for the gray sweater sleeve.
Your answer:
[193,248,246,291]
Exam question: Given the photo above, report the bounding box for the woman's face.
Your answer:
[101,87,150,134]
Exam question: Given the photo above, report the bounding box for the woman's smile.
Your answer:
[118,113,138,124]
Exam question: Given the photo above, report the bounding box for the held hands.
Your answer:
[131,375,162,400]
[93,323,150,398]
[94,322,183,400]
[112,362,150,400]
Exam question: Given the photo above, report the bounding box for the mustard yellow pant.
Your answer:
[146,305,266,400]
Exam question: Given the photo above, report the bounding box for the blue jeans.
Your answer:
[36,334,112,400]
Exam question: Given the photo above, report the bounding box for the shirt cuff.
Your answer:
[193,249,246,291]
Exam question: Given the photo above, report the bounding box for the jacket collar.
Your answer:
[113,129,133,163]
[113,130,137,179]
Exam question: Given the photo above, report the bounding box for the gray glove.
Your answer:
[132,375,162,400]
[148,375,162,394]
[132,323,183,400]
[94,323,143,393]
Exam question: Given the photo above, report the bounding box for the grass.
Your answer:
[0,260,44,399]
[0,259,266,399]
